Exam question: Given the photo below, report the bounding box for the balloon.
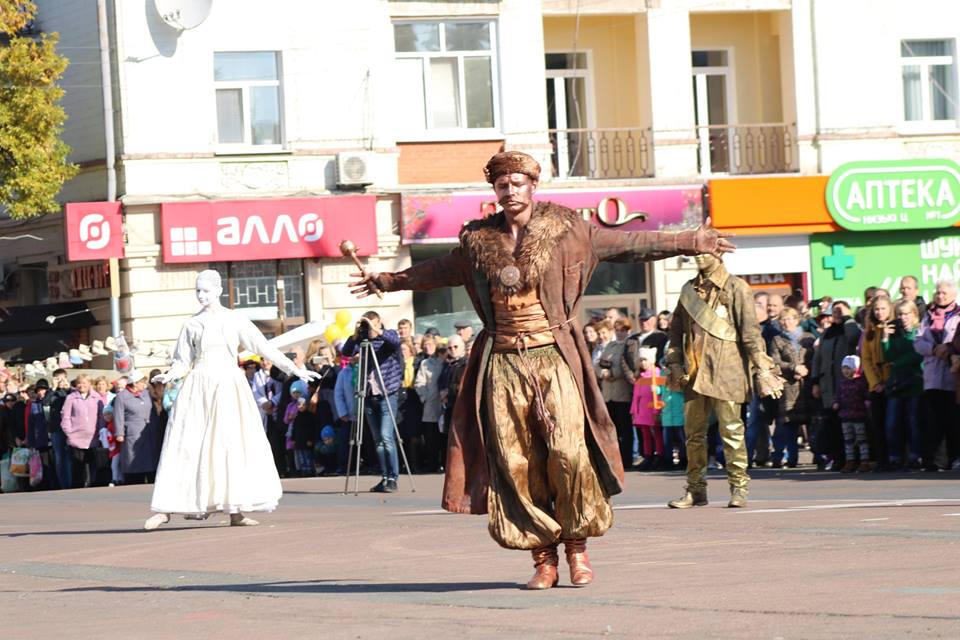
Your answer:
[335,309,352,329]
[324,324,343,343]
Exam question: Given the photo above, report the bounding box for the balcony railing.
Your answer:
[696,123,798,175]
[549,127,654,180]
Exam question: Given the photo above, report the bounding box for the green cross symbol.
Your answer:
[823,244,855,280]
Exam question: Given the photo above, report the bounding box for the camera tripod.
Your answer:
[343,338,416,495]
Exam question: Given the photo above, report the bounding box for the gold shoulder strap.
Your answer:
[679,281,737,342]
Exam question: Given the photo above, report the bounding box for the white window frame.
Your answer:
[692,47,738,176]
[545,49,597,179]
[393,19,502,142]
[213,51,287,153]
[898,38,960,134]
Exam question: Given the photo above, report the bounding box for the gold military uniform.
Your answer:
[664,263,770,493]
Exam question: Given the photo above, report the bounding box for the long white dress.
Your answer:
[150,309,299,515]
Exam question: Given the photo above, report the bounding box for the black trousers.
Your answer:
[923,390,960,466]
[123,471,155,484]
[606,400,633,469]
[868,390,888,464]
[69,447,106,488]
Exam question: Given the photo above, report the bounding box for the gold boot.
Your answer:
[526,544,559,590]
[563,538,594,586]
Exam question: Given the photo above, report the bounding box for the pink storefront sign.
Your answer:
[160,196,377,264]
[401,186,703,243]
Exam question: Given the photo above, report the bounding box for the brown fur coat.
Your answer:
[380,200,701,514]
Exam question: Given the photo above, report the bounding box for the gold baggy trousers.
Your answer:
[683,392,750,493]
[483,345,613,550]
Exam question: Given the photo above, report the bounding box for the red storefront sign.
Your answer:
[64,202,125,261]
[160,196,377,263]
[401,186,702,243]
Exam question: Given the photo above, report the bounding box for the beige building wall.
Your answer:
[543,16,646,129]
[690,12,786,124]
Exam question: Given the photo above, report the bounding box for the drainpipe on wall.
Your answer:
[97,0,120,338]
[809,0,823,174]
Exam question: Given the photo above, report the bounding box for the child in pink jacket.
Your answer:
[630,348,664,471]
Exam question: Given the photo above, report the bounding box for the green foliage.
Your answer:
[0,0,78,219]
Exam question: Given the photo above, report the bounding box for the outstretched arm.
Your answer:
[592,217,735,263]
[152,324,193,384]
[237,315,321,384]
[349,248,468,298]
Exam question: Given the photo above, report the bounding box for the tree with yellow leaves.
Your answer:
[0,0,77,219]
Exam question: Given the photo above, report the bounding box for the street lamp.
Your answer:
[44,303,109,324]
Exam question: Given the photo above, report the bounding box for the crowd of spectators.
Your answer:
[0,366,170,492]
[590,275,960,475]
[3,274,958,494]
[0,311,478,493]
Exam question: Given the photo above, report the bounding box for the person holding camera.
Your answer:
[340,311,403,493]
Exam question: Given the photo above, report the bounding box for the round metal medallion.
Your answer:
[499,265,521,288]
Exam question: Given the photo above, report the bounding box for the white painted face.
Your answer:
[195,274,223,309]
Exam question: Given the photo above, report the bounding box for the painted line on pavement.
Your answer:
[860,517,889,522]
[742,498,955,514]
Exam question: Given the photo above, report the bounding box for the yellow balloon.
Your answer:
[324,324,342,343]
[335,309,352,329]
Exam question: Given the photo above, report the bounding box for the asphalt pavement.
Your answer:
[2,467,959,639]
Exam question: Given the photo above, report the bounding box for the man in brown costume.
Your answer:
[663,254,783,510]
[350,151,734,589]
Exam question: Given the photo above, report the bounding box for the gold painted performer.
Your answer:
[349,151,734,589]
[664,253,784,510]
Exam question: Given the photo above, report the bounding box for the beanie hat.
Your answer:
[638,347,658,364]
[841,355,860,371]
[34,378,50,391]
[321,425,335,441]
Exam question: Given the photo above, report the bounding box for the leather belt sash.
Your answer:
[679,282,736,342]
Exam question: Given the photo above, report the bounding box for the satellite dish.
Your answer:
[154,0,213,31]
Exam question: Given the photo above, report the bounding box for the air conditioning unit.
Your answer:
[336,152,376,187]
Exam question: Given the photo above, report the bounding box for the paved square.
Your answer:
[2,469,959,638]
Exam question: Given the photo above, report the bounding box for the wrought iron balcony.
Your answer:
[696,123,798,175]
[549,127,654,180]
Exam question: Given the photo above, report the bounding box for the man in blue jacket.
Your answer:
[341,310,403,492]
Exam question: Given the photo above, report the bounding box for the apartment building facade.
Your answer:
[1,0,959,364]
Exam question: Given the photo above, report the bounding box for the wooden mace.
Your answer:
[339,239,383,299]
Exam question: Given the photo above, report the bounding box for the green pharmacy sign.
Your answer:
[826,159,960,231]
[810,228,960,307]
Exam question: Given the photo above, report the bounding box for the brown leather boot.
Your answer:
[526,544,559,590]
[563,538,594,586]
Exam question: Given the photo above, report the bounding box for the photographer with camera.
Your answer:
[341,311,403,493]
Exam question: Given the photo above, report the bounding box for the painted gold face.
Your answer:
[694,253,720,273]
[493,173,538,216]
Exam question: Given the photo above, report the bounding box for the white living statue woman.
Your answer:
[144,270,320,530]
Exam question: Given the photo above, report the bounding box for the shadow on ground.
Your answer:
[58,580,520,594]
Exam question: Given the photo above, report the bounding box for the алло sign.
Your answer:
[826,159,960,231]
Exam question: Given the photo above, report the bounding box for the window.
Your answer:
[210,260,305,336]
[393,20,499,135]
[214,52,283,147]
[901,39,957,123]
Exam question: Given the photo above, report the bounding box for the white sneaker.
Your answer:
[951,459,960,471]
[143,513,170,531]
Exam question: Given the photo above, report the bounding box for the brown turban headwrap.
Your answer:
[483,151,541,184]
